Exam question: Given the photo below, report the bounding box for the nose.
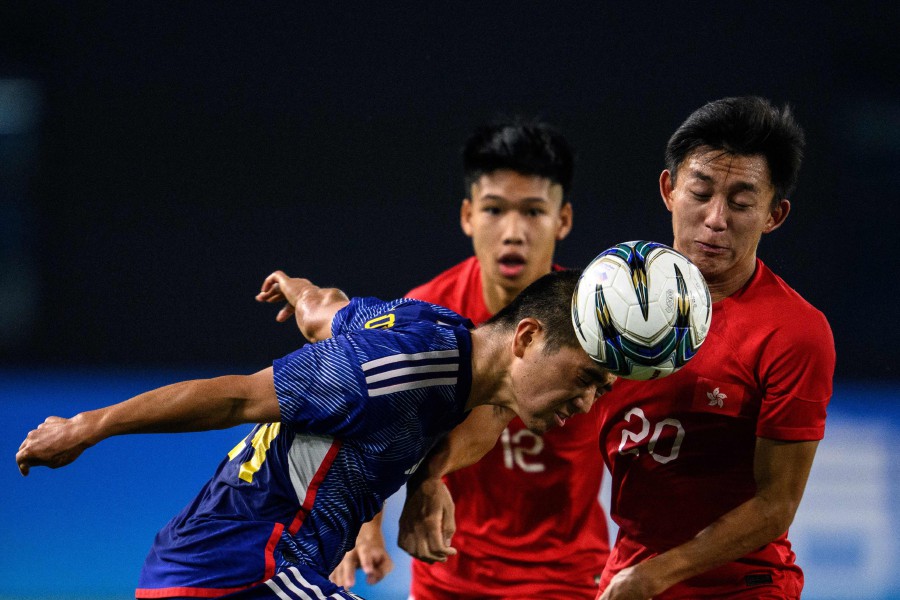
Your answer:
[703,197,728,232]
[572,390,596,415]
[501,213,526,244]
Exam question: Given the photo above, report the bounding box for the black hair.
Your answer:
[463,117,574,197]
[665,96,806,202]
[483,269,580,354]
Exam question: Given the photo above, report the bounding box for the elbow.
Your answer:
[758,495,802,539]
[296,287,347,342]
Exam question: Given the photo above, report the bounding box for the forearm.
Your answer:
[634,494,797,595]
[412,405,512,484]
[618,438,818,597]
[77,371,278,446]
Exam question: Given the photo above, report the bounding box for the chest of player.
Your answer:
[596,315,764,471]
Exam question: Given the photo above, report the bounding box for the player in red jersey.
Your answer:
[331,119,611,598]
[593,97,836,599]
[402,98,836,600]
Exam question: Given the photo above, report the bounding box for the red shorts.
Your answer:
[410,549,602,600]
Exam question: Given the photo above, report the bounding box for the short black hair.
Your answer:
[665,96,806,202]
[463,117,575,197]
[483,269,580,354]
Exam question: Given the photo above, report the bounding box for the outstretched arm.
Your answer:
[398,404,514,562]
[18,270,346,477]
[599,437,820,600]
[17,367,279,476]
[256,270,349,342]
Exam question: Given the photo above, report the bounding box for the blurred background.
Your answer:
[2,3,898,599]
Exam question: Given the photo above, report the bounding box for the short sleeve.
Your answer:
[273,336,369,438]
[330,296,411,337]
[756,309,835,441]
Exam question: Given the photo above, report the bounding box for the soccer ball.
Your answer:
[572,240,712,380]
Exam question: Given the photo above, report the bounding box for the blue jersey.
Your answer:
[136,297,473,598]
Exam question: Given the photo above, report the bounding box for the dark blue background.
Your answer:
[1,3,898,380]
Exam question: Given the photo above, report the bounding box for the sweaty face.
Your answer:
[462,170,572,313]
[661,148,788,300]
[511,344,614,435]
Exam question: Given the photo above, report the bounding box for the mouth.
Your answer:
[498,253,526,278]
[695,240,728,254]
[554,411,568,427]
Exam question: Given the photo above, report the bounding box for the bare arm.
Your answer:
[397,404,514,562]
[16,367,279,476]
[256,270,350,342]
[600,437,820,600]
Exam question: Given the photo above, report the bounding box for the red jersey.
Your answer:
[596,259,835,599]
[407,256,610,599]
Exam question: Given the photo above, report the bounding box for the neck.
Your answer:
[706,258,758,303]
[466,326,514,412]
[481,279,519,315]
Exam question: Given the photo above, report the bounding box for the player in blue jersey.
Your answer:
[17,269,614,600]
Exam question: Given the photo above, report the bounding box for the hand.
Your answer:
[398,477,457,563]
[255,270,312,324]
[597,565,656,600]
[16,415,91,476]
[329,521,394,589]
[329,548,361,589]
[256,270,348,342]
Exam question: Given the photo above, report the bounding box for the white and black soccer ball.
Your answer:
[572,240,712,380]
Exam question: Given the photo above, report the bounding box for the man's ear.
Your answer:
[660,169,675,213]
[460,198,474,238]
[556,201,573,241]
[763,198,791,234]
[512,318,542,358]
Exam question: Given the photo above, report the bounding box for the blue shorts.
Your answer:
[148,565,364,600]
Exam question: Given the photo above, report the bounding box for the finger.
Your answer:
[256,283,285,303]
[260,270,287,292]
[360,552,386,583]
[329,566,351,588]
[366,553,393,583]
[331,566,355,589]
[442,502,456,548]
[276,304,296,322]
[340,565,356,589]
[366,565,383,585]
[360,556,378,584]
[258,272,292,303]
[17,460,29,476]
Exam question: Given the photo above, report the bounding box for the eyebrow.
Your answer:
[480,194,552,204]
[687,169,760,194]
[583,364,609,384]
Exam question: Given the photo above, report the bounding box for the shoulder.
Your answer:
[724,260,835,370]
[333,296,423,332]
[406,257,481,305]
[743,260,832,336]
